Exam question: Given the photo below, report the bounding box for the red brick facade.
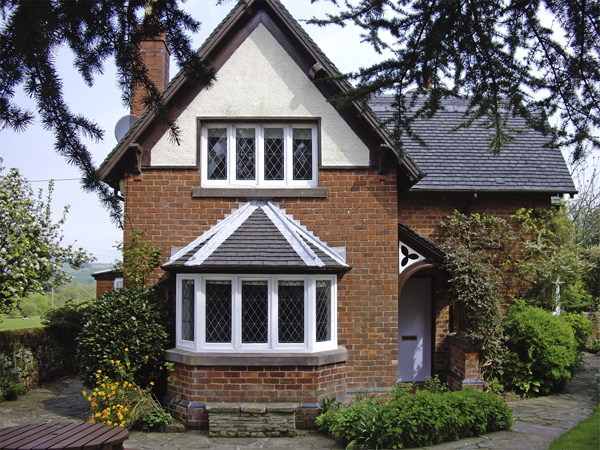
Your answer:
[120,164,555,425]
[122,167,401,394]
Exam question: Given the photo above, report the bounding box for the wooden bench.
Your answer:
[0,422,129,449]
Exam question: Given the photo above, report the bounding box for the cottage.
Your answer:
[98,0,576,431]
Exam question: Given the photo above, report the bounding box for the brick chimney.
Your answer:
[130,35,170,117]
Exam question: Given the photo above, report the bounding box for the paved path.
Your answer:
[0,353,597,449]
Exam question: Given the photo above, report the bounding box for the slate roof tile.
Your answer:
[370,95,576,194]
[163,201,349,273]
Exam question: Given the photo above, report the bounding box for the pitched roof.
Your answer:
[163,200,350,273]
[99,0,421,187]
[370,95,577,194]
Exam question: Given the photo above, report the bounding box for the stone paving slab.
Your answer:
[0,353,597,449]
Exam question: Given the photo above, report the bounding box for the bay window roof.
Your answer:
[163,200,350,273]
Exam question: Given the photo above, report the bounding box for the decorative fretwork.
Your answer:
[316,280,331,342]
[236,128,256,180]
[205,280,232,343]
[241,280,268,343]
[264,128,284,180]
[181,279,195,342]
[207,128,227,180]
[278,281,305,343]
[293,128,312,180]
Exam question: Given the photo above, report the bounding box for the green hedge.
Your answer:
[316,388,512,449]
[500,304,580,396]
[76,286,168,388]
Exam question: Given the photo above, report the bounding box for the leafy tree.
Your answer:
[568,160,600,306]
[0,159,93,314]
[0,0,216,223]
[310,0,599,162]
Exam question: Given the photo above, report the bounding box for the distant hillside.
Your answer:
[67,263,114,285]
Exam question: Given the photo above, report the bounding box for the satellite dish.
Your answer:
[114,114,140,142]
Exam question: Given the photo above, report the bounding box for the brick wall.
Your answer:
[122,167,400,393]
[398,191,551,240]
[168,362,346,404]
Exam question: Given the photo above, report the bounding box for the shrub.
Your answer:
[500,304,579,396]
[3,381,25,401]
[316,387,512,449]
[560,312,593,351]
[76,286,168,388]
[84,359,172,429]
[42,300,88,370]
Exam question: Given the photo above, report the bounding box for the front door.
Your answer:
[398,277,432,382]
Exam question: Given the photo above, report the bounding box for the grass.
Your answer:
[0,316,43,331]
[548,404,599,450]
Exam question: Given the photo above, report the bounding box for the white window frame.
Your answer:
[175,273,337,353]
[200,123,318,188]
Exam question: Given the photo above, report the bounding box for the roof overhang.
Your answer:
[99,0,422,189]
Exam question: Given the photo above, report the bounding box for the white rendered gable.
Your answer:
[150,23,370,167]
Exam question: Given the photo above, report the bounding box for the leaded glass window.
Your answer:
[236,128,256,180]
[207,128,228,180]
[264,128,284,180]
[205,280,232,343]
[241,280,268,343]
[202,124,316,187]
[181,279,195,342]
[177,274,335,352]
[293,128,312,180]
[278,281,305,343]
[316,280,331,342]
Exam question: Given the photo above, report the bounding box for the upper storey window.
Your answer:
[201,124,318,188]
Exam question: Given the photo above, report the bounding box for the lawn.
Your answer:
[0,316,43,331]
[549,404,599,450]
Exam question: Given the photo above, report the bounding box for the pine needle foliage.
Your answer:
[309,0,599,162]
[0,0,217,224]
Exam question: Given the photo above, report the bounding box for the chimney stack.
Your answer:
[130,35,170,117]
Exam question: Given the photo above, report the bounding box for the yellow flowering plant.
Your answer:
[83,353,173,429]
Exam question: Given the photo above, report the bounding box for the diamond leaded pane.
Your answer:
[278,281,305,343]
[205,280,232,343]
[293,128,312,180]
[181,280,195,342]
[242,280,268,343]
[316,280,331,342]
[264,128,284,180]
[207,128,227,180]
[236,128,256,180]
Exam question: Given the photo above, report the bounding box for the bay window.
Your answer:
[176,274,337,353]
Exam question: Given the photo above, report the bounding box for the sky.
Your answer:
[0,0,594,264]
[0,0,382,264]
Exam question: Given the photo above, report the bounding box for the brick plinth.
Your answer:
[164,361,345,428]
[447,333,483,391]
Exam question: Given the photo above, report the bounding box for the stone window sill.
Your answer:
[192,187,328,198]
[165,346,347,367]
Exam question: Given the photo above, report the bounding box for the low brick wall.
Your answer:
[0,328,72,397]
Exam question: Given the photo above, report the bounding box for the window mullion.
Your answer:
[257,126,264,186]
[269,277,279,348]
[306,278,315,352]
[233,277,241,349]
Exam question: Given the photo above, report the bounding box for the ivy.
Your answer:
[439,208,590,384]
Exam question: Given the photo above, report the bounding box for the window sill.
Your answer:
[192,187,328,198]
[165,346,347,367]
